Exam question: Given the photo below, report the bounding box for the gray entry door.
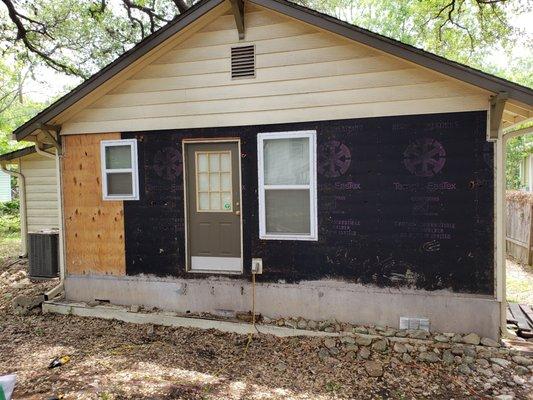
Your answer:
[185,141,242,272]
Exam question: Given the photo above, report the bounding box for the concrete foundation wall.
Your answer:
[65,275,500,339]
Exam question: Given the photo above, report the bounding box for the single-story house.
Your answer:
[11,0,533,339]
[0,145,60,255]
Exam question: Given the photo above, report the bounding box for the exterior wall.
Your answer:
[19,153,59,232]
[60,3,489,135]
[62,134,126,275]
[0,171,11,202]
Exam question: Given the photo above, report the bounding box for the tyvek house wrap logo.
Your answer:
[318,140,352,178]
[153,147,183,179]
[403,138,446,178]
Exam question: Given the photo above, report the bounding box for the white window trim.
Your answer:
[100,139,140,201]
[257,130,318,241]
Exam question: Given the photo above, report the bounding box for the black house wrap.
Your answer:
[122,111,494,294]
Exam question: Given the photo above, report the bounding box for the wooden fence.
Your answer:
[506,191,533,265]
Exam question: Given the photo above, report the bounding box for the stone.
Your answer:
[419,352,439,363]
[87,300,100,307]
[307,320,318,330]
[514,366,529,375]
[382,329,396,337]
[297,319,307,329]
[494,395,514,400]
[358,347,371,360]
[464,347,476,357]
[442,350,454,364]
[462,356,474,365]
[480,337,499,347]
[492,364,503,373]
[393,343,407,354]
[477,349,492,359]
[130,305,140,313]
[364,361,383,377]
[462,333,480,345]
[276,319,285,326]
[146,324,155,336]
[324,338,336,349]
[355,335,373,346]
[396,330,408,338]
[451,345,464,355]
[345,344,359,352]
[434,335,449,343]
[341,336,356,345]
[512,375,525,385]
[404,343,415,353]
[512,355,532,366]
[418,345,427,353]
[285,319,298,329]
[371,339,388,353]
[409,330,429,340]
[324,327,335,333]
[457,363,472,375]
[476,358,490,368]
[491,358,511,368]
[318,348,330,360]
[353,326,368,334]
[12,294,44,310]
[451,334,463,343]
[328,347,340,356]
[402,353,413,363]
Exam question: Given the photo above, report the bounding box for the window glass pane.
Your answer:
[209,173,220,191]
[105,145,132,169]
[221,153,231,172]
[264,138,309,185]
[107,172,133,196]
[265,189,310,234]
[210,192,221,210]
[198,173,209,191]
[199,193,209,210]
[221,173,231,191]
[198,153,208,172]
[209,153,220,172]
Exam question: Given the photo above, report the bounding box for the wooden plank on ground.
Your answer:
[509,302,530,331]
[519,304,533,328]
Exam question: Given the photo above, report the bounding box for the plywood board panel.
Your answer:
[62,133,126,276]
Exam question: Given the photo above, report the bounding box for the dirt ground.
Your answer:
[1,256,532,399]
[507,258,533,305]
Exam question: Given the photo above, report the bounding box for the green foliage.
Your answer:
[0,200,20,238]
[506,134,533,189]
[297,0,532,87]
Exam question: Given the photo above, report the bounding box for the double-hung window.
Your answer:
[100,139,139,201]
[257,130,317,240]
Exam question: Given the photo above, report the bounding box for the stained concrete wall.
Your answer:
[65,275,500,339]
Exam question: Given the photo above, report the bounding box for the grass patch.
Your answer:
[507,259,533,305]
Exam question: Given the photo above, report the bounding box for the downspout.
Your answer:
[34,143,56,159]
[35,130,65,301]
[0,160,27,257]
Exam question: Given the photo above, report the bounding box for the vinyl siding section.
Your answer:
[61,2,489,135]
[19,153,59,232]
[0,171,11,202]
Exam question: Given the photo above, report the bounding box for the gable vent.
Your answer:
[231,45,255,79]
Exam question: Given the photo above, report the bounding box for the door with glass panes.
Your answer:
[184,141,242,272]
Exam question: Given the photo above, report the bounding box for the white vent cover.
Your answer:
[231,45,255,79]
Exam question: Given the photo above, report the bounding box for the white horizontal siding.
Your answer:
[0,171,11,202]
[62,2,489,135]
[20,153,59,232]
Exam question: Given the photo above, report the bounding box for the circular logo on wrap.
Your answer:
[153,147,183,179]
[403,138,446,177]
[318,140,352,178]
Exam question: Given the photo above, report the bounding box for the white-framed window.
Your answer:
[257,130,318,241]
[100,139,139,201]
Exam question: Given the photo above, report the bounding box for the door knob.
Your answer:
[235,211,241,216]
